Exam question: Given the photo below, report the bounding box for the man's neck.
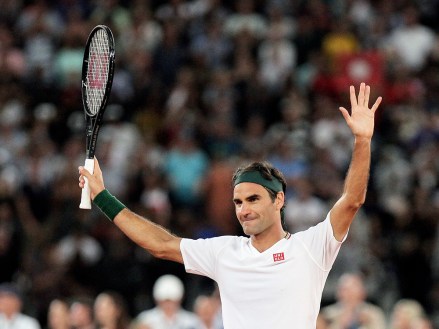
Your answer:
[251,228,287,252]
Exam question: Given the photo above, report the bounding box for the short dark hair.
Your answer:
[232,161,288,230]
[232,161,287,192]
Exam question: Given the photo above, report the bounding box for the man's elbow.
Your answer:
[149,246,167,259]
[344,192,366,210]
[146,243,171,260]
[350,200,365,211]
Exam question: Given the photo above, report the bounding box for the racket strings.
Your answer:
[86,29,111,116]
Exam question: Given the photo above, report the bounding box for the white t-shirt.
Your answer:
[181,213,344,329]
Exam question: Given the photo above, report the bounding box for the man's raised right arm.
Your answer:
[79,158,183,264]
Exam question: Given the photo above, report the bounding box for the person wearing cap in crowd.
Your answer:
[79,82,382,328]
[136,274,202,329]
[0,282,41,329]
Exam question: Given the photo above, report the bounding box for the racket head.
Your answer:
[82,25,115,117]
[81,24,115,158]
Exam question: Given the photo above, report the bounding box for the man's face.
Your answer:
[233,182,282,236]
[0,293,21,317]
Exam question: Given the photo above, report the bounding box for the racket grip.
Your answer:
[79,158,95,209]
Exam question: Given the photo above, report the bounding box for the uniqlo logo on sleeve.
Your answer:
[273,252,285,262]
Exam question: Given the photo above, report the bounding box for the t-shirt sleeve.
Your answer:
[180,236,232,280]
[295,211,346,271]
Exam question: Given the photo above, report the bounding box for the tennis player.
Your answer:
[79,83,382,328]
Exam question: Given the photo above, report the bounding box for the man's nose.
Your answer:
[239,203,251,216]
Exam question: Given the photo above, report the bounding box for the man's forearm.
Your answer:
[113,208,184,263]
[330,137,372,241]
[342,136,372,208]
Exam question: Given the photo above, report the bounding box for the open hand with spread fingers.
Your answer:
[339,82,382,140]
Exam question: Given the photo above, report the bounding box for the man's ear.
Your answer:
[276,191,285,210]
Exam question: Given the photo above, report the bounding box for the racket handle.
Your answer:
[79,158,95,209]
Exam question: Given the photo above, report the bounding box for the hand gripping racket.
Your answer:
[79,25,115,209]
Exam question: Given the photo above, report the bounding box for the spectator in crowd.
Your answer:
[0,282,41,329]
[189,17,232,70]
[136,274,202,329]
[223,0,267,40]
[94,291,132,329]
[284,176,328,233]
[89,0,131,35]
[200,153,237,236]
[163,128,209,217]
[69,296,95,329]
[388,298,429,329]
[257,20,297,94]
[264,91,311,163]
[321,20,359,68]
[384,3,436,72]
[310,94,353,171]
[193,293,223,329]
[321,272,387,329]
[46,298,69,329]
[15,0,64,84]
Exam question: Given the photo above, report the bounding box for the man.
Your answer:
[0,283,41,329]
[79,83,382,328]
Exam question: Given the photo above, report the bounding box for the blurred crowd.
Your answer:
[1,0,439,327]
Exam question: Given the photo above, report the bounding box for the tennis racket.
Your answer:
[79,25,115,209]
